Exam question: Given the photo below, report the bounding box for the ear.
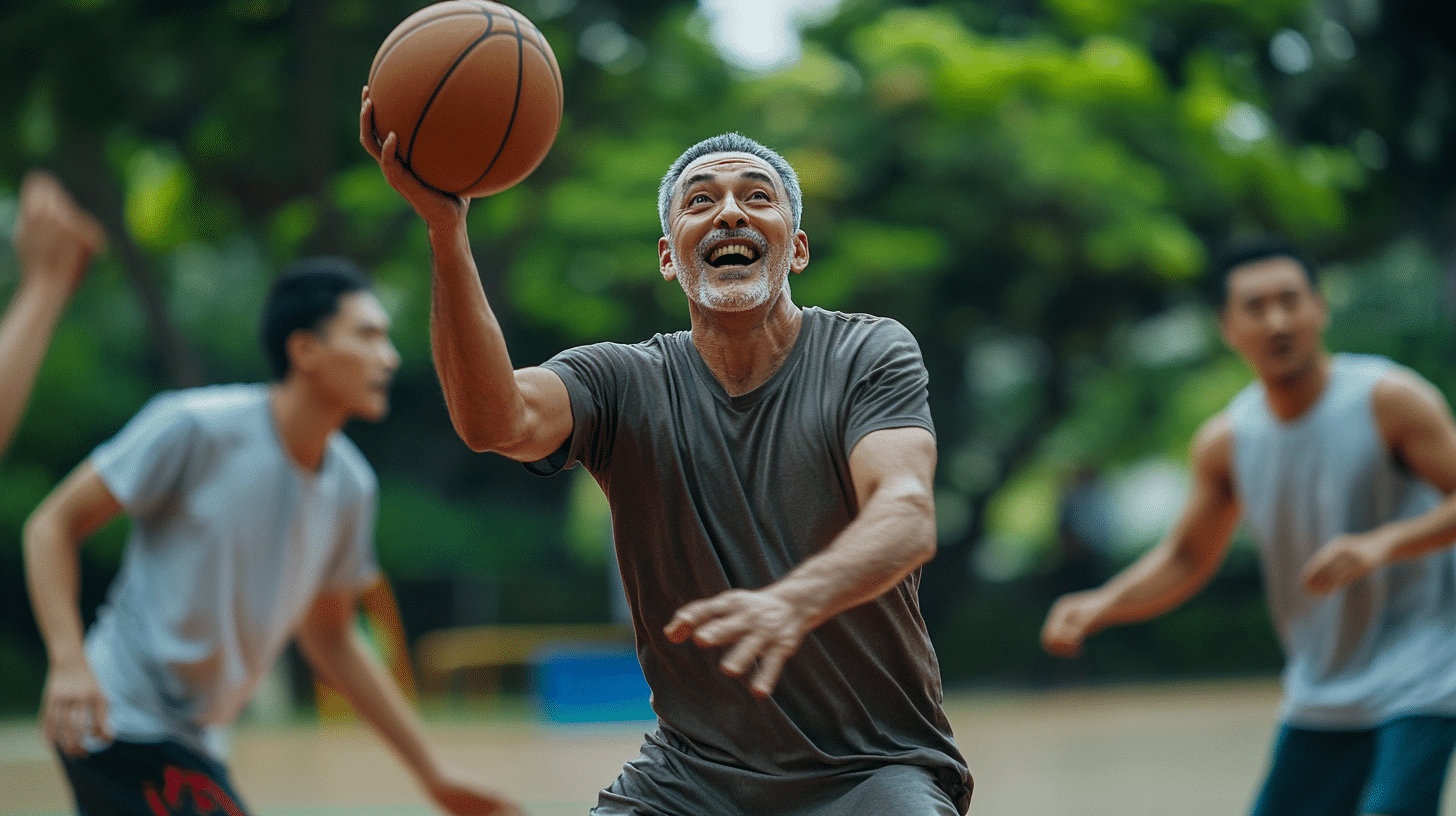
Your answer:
[285,329,323,376]
[659,236,677,281]
[789,230,810,275]
[1217,308,1234,348]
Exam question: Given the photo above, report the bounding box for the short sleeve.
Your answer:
[526,342,628,476]
[322,486,381,593]
[90,392,199,518]
[843,319,935,454]
[321,444,382,593]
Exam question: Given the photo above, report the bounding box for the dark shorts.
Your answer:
[1249,715,1456,816]
[57,739,251,816]
[591,728,970,816]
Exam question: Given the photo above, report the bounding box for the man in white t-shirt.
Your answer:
[23,258,522,816]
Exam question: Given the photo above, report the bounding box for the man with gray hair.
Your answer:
[364,89,971,815]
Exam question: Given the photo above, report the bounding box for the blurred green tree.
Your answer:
[0,0,1451,708]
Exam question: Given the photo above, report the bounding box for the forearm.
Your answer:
[22,512,90,670]
[426,222,530,454]
[300,628,444,786]
[769,476,937,630]
[0,278,72,454]
[1084,540,1218,629]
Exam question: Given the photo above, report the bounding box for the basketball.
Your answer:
[367,1,563,198]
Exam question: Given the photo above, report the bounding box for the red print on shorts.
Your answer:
[142,765,246,816]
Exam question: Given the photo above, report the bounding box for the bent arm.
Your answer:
[665,426,939,696]
[1,170,105,457]
[297,590,521,815]
[1041,415,1241,657]
[359,88,570,461]
[765,425,939,628]
[23,461,123,752]
[1303,369,1456,593]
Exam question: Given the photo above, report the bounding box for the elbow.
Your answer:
[911,523,938,568]
[21,505,61,558]
[454,423,497,454]
[902,490,939,567]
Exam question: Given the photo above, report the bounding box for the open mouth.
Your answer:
[705,242,761,268]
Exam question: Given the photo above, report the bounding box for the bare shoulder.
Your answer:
[1372,366,1451,422]
[1189,412,1235,484]
[1372,365,1456,447]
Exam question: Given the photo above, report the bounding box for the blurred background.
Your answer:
[0,0,1452,718]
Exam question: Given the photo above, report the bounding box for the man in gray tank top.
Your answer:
[364,98,971,814]
[1040,237,1456,816]
[24,259,522,816]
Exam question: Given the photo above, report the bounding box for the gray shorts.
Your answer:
[591,728,971,816]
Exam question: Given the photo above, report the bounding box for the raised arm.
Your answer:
[1,170,105,458]
[23,461,124,755]
[1040,414,1242,658]
[1302,367,1456,593]
[664,425,939,696]
[359,87,570,461]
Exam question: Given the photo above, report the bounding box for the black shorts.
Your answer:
[58,739,250,816]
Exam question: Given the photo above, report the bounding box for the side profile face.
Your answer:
[658,151,809,314]
[292,290,400,422]
[1220,255,1328,384]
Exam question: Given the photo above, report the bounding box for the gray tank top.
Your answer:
[1229,353,1456,728]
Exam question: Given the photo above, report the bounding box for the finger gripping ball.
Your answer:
[368,1,563,198]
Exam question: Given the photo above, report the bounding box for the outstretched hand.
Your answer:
[1301,531,1392,595]
[359,86,469,229]
[665,588,810,697]
[423,763,526,816]
[1039,590,1107,659]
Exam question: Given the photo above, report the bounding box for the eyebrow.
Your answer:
[679,169,779,196]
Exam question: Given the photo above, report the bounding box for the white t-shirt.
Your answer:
[85,383,379,757]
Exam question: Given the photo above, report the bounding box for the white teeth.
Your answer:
[709,243,758,263]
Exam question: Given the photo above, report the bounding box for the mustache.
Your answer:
[694,227,768,258]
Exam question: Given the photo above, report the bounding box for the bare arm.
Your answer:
[1040,414,1242,658]
[664,426,939,696]
[23,461,123,754]
[359,88,570,461]
[297,590,523,816]
[1302,368,1456,593]
[1,170,105,457]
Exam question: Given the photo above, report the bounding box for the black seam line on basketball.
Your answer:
[525,28,564,115]
[461,14,525,194]
[404,9,497,170]
[367,11,489,87]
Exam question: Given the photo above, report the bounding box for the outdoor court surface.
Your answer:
[4,675,1454,815]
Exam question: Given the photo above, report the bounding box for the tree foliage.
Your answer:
[1,0,1451,706]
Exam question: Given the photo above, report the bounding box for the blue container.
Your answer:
[532,646,655,723]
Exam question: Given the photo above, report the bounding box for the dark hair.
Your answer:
[1208,235,1318,309]
[260,256,372,380]
[657,132,802,237]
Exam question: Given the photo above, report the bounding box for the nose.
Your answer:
[714,194,747,230]
[381,339,401,373]
[1265,303,1292,332]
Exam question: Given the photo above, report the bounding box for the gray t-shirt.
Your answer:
[532,307,968,802]
[86,384,379,757]
[1228,353,1456,728]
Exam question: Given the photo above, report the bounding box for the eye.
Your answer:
[749,190,769,201]
[689,193,711,205]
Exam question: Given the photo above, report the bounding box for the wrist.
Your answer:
[766,579,829,631]
[46,643,89,673]
[10,272,72,312]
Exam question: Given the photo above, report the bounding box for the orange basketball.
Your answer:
[367,1,563,198]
